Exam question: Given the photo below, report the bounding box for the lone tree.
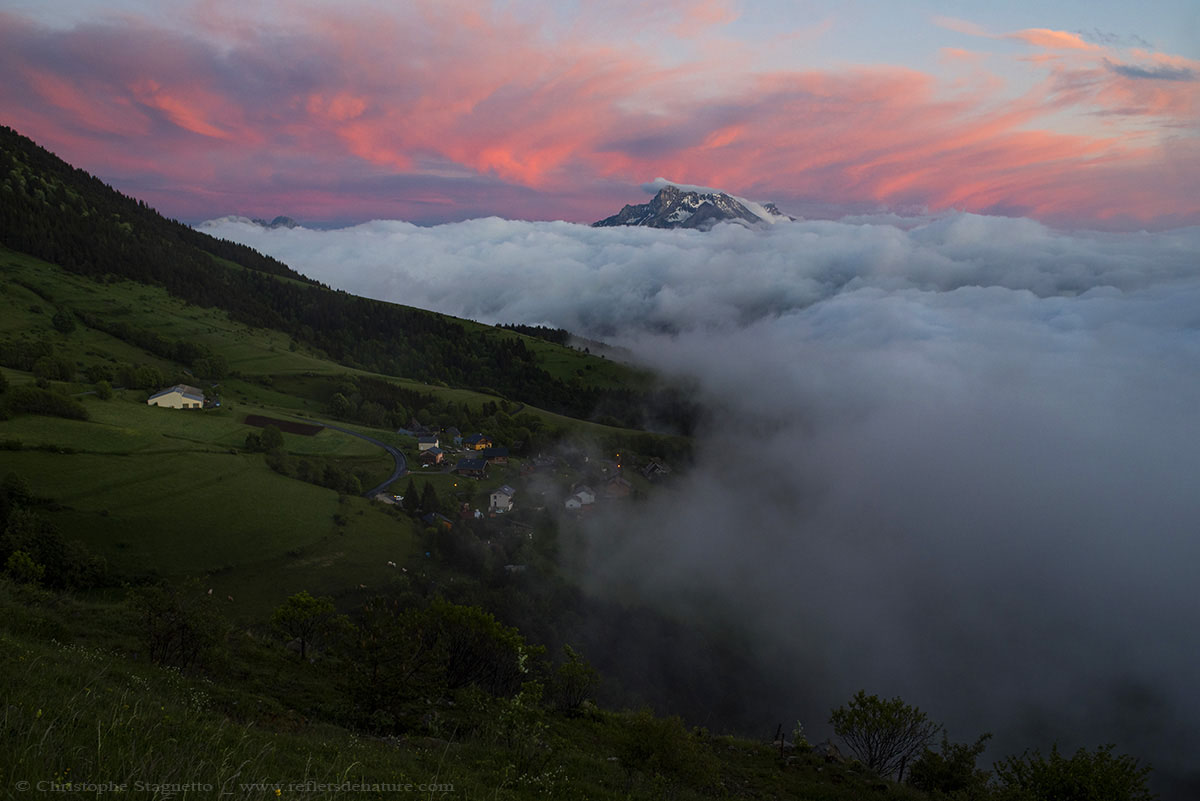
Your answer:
[259,424,285,452]
[402,477,419,514]
[131,579,227,669]
[830,690,940,781]
[551,644,599,713]
[272,590,336,661]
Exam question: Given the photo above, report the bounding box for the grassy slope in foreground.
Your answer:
[0,580,922,801]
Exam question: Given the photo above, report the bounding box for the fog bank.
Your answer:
[201,213,1200,792]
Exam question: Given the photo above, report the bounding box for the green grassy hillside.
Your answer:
[0,243,689,624]
[1,125,696,432]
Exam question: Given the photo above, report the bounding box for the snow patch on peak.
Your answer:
[643,177,724,196]
[198,215,303,230]
[641,178,789,225]
[200,215,258,227]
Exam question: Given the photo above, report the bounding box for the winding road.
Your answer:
[290,418,408,498]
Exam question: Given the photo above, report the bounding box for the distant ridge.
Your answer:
[0,125,312,284]
[252,215,300,229]
[203,215,302,229]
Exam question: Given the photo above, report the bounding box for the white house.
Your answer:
[564,485,596,510]
[417,434,440,451]
[147,384,205,409]
[490,485,515,513]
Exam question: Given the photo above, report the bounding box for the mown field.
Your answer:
[0,395,413,619]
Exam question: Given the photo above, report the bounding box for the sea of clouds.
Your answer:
[200,212,1200,793]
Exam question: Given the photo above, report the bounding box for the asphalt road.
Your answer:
[301,420,409,498]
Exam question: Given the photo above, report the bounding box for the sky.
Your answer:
[2,0,1199,229]
[200,211,1200,795]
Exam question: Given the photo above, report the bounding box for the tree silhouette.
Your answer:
[829,690,940,780]
[272,591,337,661]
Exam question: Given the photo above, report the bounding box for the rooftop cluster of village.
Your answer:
[144,380,677,526]
[398,418,674,521]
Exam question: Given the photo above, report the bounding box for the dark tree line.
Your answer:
[499,323,572,346]
[74,313,230,379]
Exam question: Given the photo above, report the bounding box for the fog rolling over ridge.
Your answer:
[201,213,1200,790]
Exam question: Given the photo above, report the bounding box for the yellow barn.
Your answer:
[147,384,206,409]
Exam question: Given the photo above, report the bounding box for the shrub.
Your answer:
[259,424,284,451]
[4,549,45,585]
[993,744,1156,801]
[908,732,992,798]
[0,508,106,589]
[3,385,88,420]
[550,644,598,712]
[51,308,76,334]
[614,709,719,794]
[830,690,941,780]
[85,363,115,383]
[31,354,73,381]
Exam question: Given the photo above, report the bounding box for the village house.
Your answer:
[419,447,445,466]
[445,426,463,446]
[146,384,206,409]
[489,485,515,513]
[463,433,493,451]
[480,446,509,464]
[642,458,672,481]
[417,433,440,451]
[453,457,488,478]
[605,475,633,499]
[565,485,596,510]
[405,418,437,436]
[421,511,453,530]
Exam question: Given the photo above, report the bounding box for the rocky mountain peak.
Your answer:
[593,185,791,230]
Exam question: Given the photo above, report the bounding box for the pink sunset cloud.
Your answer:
[0,6,1195,229]
[1008,28,1099,51]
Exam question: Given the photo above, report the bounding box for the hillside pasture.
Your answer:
[243,414,323,435]
[2,447,416,617]
[7,450,339,573]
